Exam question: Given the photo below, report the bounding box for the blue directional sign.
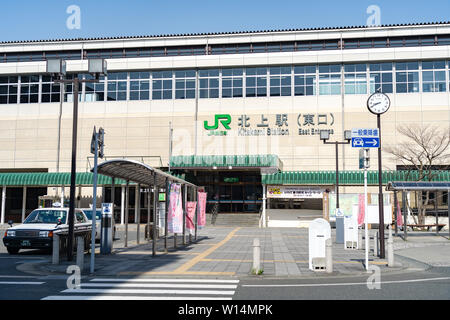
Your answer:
[351,128,380,148]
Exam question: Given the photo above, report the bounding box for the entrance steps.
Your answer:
[206,213,260,227]
[266,209,323,228]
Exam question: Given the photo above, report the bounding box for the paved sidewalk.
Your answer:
[19,226,408,278]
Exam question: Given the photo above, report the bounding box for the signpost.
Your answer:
[90,126,104,274]
[351,128,380,148]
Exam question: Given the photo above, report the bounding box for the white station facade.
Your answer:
[1,22,450,222]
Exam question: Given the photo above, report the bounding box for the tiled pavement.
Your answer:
[31,226,399,277]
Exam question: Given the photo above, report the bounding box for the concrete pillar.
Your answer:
[111,178,115,223]
[326,238,333,273]
[21,186,27,222]
[52,234,60,265]
[1,186,6,225]
[387,226,394,267]
[61,187,65,207]
[76,236,84,271]
[121,185,125,225]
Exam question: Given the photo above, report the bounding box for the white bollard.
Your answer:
[52,234,59,265]
[76,236,84,272]
[326,238,333,273]
[373,231,379,257]
[388,226,394,267]
[252,238,261,274]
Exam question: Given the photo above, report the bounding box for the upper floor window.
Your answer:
[152,71,172,100]
[396,62,419,93]
[199,69,219,99]
[294,65,316,96]
[246,67,267,97]
[269,67,291,96]
[344,64,367,94]
[129,72,150,100]
[369,63,393,93]
[0,76,18,104]
[41,75,61,103]
[175,70,196,99]
[107,72,127,101]
[222,68,243,98]
[64,74,82,102]
[422,60,446,92]
[84,74,105,102]
[20,75,39,103]
[319,64,341,95]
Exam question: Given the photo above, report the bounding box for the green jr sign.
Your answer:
[204,114,232,130]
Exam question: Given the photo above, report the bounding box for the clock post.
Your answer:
[367,91,390,259]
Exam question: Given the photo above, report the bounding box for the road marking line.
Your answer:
[118,271,236,276]
[42,296,232,300]
[90,278,239,283]
[0,281,45,285]
[173,227,241,273]
[242,277,450,288]
[81,283,237,289]
[61,288,236,295]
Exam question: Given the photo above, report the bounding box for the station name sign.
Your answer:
[204,113,335,137]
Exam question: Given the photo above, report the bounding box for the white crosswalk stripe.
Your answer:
[42,278,239,300]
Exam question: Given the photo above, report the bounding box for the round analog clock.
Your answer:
[367,92,390,115]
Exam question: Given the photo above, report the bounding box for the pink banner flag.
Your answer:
[168,184,183,234]
[397,197,403,227]
[197,192,207,228]
[186,201,197,234]
[358,194,365,226]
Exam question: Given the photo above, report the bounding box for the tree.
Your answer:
[384,123,450,224]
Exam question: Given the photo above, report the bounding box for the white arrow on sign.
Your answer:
[367,139,378,146]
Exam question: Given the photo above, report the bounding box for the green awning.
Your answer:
[170,154,282,170]
[262,170,450,186]
[0,172,126,187]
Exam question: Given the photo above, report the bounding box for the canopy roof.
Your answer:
[96,159,196,187]
[386,181,450,191]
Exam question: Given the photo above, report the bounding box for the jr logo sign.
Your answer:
[204,114,232,130]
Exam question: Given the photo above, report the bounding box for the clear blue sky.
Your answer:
[1,0,449,42]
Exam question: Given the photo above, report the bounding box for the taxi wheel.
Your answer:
[7,247,19,254]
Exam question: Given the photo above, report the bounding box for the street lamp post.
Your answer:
[46,58,107,261]
[320,130,352,244]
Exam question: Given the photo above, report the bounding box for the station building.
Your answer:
[1,22,450,224]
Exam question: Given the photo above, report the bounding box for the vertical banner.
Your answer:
[396,197,403,227]
[168,184,183,233]
[357,194,365,226]
[186,201,197,235]
[197,192,207,228]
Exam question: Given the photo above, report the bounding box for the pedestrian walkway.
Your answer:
[42,278,239,300]
[28,226,397,278]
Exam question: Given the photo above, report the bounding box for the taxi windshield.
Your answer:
[83,209,101,220]
[23,209,67,224]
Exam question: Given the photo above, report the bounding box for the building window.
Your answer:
[269,66,291,96]
[0,76,18,104]
[319,64,341,95]
[83,74,105,102]
[20,75,39,103]
[294,65,316,96]
[422,60,446,92]
[246,67,267,97]
[64,74,82,102]
[199,69,219,98]
[369,63,393,93]
[152,71,173,100]
[41,75,61,103]
[222,68,243,98]
[129,72,150,100]
[107,72,127,101]
[344,64,367,94]
[175,70,196,99]
[396,62,419,93]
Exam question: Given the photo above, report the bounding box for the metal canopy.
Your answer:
[95,159,196,187]
[386,181,450,191]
